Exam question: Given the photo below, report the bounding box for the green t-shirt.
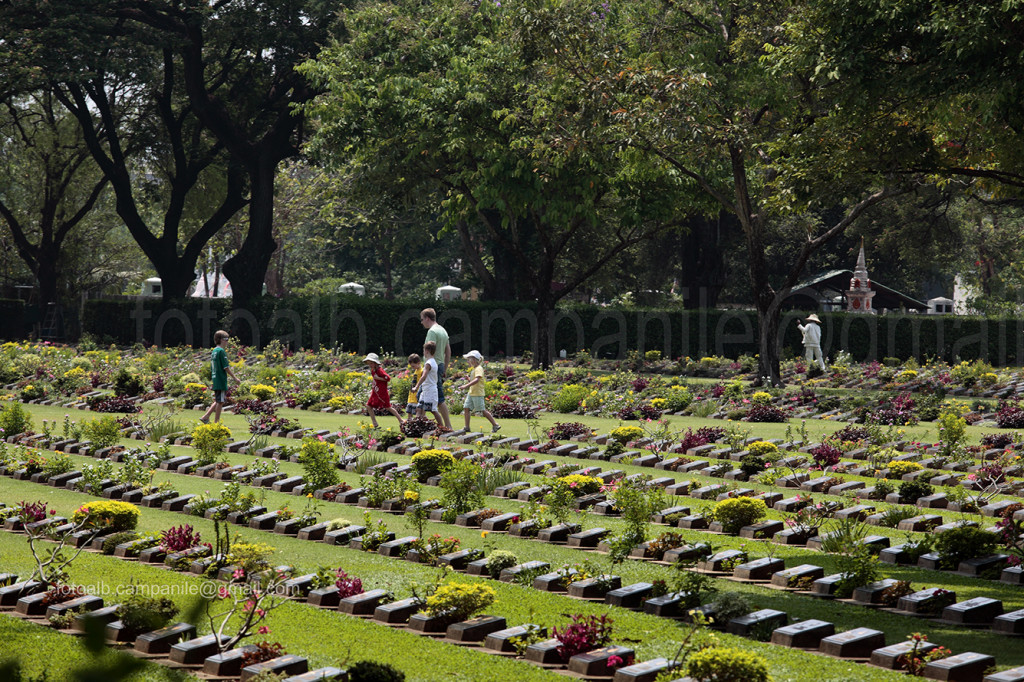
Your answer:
[211,346,229,391]
[425,324,450,364]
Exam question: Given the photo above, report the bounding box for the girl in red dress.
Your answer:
[363,353,404,427]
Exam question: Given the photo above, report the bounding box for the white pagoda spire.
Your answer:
[847,238,876,313]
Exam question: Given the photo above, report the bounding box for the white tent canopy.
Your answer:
[338,282,366,296]
[435,285,462,301]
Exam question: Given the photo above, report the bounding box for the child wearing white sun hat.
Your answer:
[460,350,500,433]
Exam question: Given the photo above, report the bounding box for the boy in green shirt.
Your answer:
[200,330,239,423]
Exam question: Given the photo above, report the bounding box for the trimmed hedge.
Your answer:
[0,299,26,340]
[80,296,1024,364]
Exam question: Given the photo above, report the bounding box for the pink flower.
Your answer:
[233,568,246,580]
[607,655,623,668]
[217,586,229,599]
[258,626,270,634]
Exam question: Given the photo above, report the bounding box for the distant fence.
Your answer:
[78,296,1024,365]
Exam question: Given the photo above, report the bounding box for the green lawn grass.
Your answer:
[2,398,1021,680]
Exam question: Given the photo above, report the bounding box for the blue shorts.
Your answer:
[213,390,227,403]
[405,403,418,416]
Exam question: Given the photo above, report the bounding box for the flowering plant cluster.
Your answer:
[553,614,613,662]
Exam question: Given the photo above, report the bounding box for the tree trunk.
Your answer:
[534,296,554,369]
[224,158,277,316]
[36,252,60,308]
[155,254,198,303]
[755,299,783,387]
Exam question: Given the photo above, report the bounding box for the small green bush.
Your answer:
[424,581,496,622]
[685,647,770,682]
[82,415,122,449]
[116,593,178,632]
[191,422,232,466]
[411,449,456,480]
[935,526,998,570]
[72,500,140,531]
[550,384,589,413]
[0,402,33,436]
[299,437,340,491]
[712,497,767,534]
[348,660,406,682]
[486,550,518,579]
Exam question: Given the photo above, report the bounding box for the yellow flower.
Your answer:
[480,531,489,539]
[307,493,313,498]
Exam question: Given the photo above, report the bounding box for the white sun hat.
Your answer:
[463,350,483,361]
[363,353,382,365]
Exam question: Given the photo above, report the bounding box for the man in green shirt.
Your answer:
[200,329,239,423]
[420,308,452,429]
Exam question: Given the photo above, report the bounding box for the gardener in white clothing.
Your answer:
[797,313,827,370]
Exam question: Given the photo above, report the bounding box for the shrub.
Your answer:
[424,582,496,622]
[490,398,536,419]
[401,415,441,438]
[82,415,122,449]
[609,426,644,445]
[745,404,787,422]
[226,542,275,575]
[553,614,613,662]
[191,422,232,466]
[99,531,139,554]
[739,454,767,478]
[685,647,770,682]
[897,479,933,503]
[809,442,842,469]
[88,395,140,413]
[711,591,753,622]
[551,384,589,413]
[548,422,590,440]
[411,449,456,480]
[0,400,34,436]
[886,461,923,477]
[439,459,485,517]
[347,661,406,682]
[981,432,1016,449]
[935,526,998,570]
[112,368,146,397]
[486,550,518,579]
[160,524,202,553]
[116,593,178,631]
[299,437,339,491]
[334,569,364,598]
[750,391,773,406]
[556,474,602,495]
[746,441,778,458]
[72,501,140,532]
[662,386,693,412]
[250,384,277,401]
[996,401,1024,429]
[712,497,767,534]
[833,425,870,442]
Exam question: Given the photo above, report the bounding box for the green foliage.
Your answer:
[299,437,339,491]
[0,402,33,436]
[608,479,664,562]
[81,416,121,450]
[116,593,178,632]
[935,526,998,570]
[551,385,590,413]
[609,426,645,445]
[72,501,140,532]
[685,647,770,682]
[191,422,232,466]
[348,660,406,682]
[486,550,518,580]
[712,498,767,535]
[439,460,485,518]
[424,582,496,622]
[411,449,456,480]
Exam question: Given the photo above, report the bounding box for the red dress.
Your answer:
[367,366,392,409]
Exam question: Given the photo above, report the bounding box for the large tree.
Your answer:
[104,0,342,309]
[0,1,247,302]
[0,93,108,305]
[517,0,921,383]
[301,0,687,366]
